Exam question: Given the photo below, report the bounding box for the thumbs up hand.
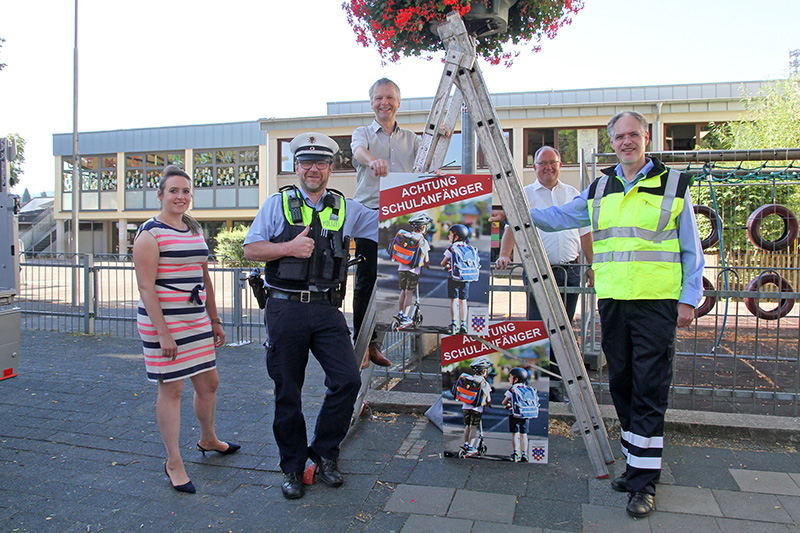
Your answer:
[289,226,315,258]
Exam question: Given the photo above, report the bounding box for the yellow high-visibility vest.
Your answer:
[588,162,690,300]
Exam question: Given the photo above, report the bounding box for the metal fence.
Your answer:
[14,150,800,417]
[17,247,800,416]
[579,148,800,417]
[17,252,431,391]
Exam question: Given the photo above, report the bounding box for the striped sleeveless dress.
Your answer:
[136,217,216,383]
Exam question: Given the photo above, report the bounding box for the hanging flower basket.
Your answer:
[463,0,515,38]
[343,0,583,66]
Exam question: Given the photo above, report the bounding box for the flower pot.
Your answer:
[464,0,517,37]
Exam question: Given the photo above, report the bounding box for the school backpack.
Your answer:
[388,229,423,268]
[509,384,540,419]
[448,241,480,282]
[452,373,486,406]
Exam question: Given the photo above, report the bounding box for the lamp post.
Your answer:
[70,0,80,306]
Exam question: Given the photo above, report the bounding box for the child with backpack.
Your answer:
[451,356,493,457]
[501,367,540,462]
[440,223,480,335]
[388,213,433,328]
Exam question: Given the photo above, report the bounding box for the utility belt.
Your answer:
[248,268,345,308]
[267,288,339,306]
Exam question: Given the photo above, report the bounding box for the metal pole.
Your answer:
[645,148,800,163]
[84,253,95,335]
[71,0,80,307]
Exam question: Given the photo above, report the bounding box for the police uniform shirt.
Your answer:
[244,188,379,290]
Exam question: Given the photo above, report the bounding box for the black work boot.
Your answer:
[611,474,627,492]
[626,492,655,518]
[281,472,305,500]
[308,447,344,487]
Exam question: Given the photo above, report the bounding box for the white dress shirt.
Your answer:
[525,180,589,265]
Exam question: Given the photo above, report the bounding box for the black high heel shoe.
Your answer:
[197,441,241,456]
[164,463,196,493]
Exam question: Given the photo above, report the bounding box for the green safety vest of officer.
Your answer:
[264,185,350,303]
[248,186,350,307]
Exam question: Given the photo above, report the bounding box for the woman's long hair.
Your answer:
[158,165,201,235]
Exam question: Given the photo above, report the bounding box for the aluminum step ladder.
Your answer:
[415,11,614,478]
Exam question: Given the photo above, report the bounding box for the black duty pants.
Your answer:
[264,298,361,474]
[353,237,378,339]
[597,298,677,495]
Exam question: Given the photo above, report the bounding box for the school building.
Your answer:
[49,80,766,255]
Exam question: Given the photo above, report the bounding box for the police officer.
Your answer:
[243,132,378,500]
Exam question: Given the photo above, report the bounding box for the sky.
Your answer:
[1,0,798,196]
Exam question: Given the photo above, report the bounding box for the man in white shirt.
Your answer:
[496,146,593,399]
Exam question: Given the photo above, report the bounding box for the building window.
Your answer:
[524,129,556,166]
[193,148,259,188]
[665,123,713,151]
[442,132,461,168]
[477,130,513,169]
[524,128,619,165]
[125,152,184,190]
[279,137,355,174]
[62,156,117,192]
[62,155,118,211]
[598,130,613,155]
[396,130,511,171]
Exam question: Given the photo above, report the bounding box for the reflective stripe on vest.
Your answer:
[589,168,684,300]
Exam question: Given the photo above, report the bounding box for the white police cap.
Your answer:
[289,132,339,161]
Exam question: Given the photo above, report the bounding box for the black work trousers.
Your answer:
[264,297,361,474]
[597,298,677,495]
[353,237,378,339]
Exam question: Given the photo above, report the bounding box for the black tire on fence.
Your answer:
[695,276,717,318]
[746,204,799,252]
[743,272,795,320]
[693,205,721,249]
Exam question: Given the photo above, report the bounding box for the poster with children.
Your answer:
[376,173,492,334]
[441,321,551,463]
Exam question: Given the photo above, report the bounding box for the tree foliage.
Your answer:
[5,133,26,188]
[213,225,256,267]
[692,77,800,252]
[708,77,800,150]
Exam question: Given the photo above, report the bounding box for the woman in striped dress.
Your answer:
[133,165,239,493]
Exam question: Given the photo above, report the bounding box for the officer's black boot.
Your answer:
[281,472,305,500]
[308,447,344,487]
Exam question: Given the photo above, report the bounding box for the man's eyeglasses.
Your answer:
[536,160,560,167]
[298,160,332,170]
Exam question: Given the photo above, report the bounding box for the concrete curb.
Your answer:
[365,390,800,445]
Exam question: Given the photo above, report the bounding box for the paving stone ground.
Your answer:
[1,330,800,532]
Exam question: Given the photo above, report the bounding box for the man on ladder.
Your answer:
[350,78,419,368]
[524,111,704,518]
